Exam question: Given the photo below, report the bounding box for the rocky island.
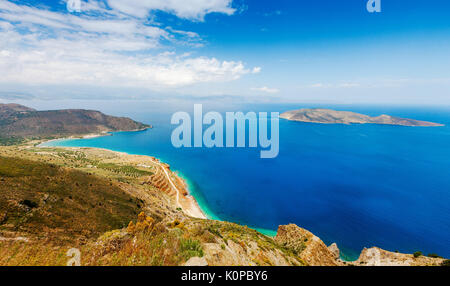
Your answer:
[280,108,444,127]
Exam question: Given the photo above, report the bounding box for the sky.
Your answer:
[0,0,450,106]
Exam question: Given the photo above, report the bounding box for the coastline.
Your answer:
[39,133,282,237]
[36,132,111,147]
[3,138,447,265]
[36,127,151,147]
[38,135,207,220]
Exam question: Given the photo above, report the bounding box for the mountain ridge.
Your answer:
[0,103,151,139]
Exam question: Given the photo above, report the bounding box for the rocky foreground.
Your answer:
[275,224,445,266]
[0,145,447,266]
[280,108,444,127]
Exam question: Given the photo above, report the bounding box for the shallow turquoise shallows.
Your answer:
[43,105,450,260]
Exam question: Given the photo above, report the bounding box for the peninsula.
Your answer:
[0,103,151,144]
[280,108,444,127]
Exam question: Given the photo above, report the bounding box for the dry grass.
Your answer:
[0,156,142,244]
[0,241,68,266]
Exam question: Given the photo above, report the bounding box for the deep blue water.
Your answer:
[44,105,450,260]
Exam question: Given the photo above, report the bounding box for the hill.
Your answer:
[0,156,143,244]
[0,103,150,141]
[280,108,444,127]
[0,103,36,113]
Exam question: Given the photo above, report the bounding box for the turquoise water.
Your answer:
[43,105,450,260]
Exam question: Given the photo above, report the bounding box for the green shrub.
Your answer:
[0,136,24,146]
[413,251,422,258]
[97,163,153,178]
[207,226,222,238]
[441,260,450,266]
[427,253,443,259]
[179,238,204,260]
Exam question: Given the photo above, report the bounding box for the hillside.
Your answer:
[0,103,150,141]
[0,146,306,266]
[280,108,444,126]
[0,103,36,114]
[0,145,447,266]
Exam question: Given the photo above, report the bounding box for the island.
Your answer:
[280,108,444,127]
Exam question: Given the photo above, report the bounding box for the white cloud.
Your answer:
[251,86,279,94]
[106,0,235,21]
[0,1,258,91]
[252,67,262,74]
[0,28,255,87]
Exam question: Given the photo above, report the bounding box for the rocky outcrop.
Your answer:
[275,224,340,266]
[328,243,340,260]
[280,108,444,127]
[184,257,208,266]
[351,247,445,266]
[202,240,298,266]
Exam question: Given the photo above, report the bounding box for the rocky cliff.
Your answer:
[275,224,340,266]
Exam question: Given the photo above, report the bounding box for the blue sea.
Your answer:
[43,104,450,260]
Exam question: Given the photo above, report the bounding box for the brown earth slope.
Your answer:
[0,156,143,244]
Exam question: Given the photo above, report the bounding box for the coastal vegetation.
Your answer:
[414,251,423,258]
[96,163,153,178]
[0,136,24,146]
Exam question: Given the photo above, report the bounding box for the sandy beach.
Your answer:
[37,127,151,147]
